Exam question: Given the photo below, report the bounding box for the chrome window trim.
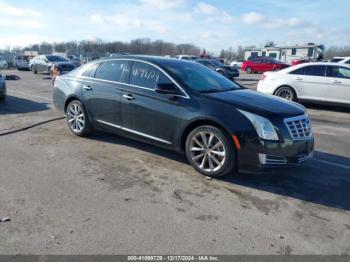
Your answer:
[77,58,190,99]
[97,120,172,145]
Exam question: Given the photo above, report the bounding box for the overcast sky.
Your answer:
[0,0,349,53]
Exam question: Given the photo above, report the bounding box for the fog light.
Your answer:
[258,153,267,164]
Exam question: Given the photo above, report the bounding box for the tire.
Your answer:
[0,95,5,102]
[185,125,236,178]
[217,70,225,75]
[274,86,297,102]
[246,67,252,74]
[273,68,281,72]
[32,65,37,74]
[65,100,91,137]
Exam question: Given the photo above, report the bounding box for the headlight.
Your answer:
[238,110,279,141]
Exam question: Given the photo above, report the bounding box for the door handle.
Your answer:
[296,77,303,81]
[332,80,342,84]
[83,85,92,91]
[123,94,135,100]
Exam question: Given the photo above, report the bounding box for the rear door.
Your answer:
[81,60,130,130]
[289,65,328,101]
[121,61,183,145]
[262,59,273,72]
[252,59,263,72]
[325,65,350,104]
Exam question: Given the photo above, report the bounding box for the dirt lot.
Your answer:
[0,70,349,254]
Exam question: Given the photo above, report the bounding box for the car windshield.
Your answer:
[163,60,241,93]
[46,55,68,62]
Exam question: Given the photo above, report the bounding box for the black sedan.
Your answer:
[53,56,314,177]
[195,59,239,80]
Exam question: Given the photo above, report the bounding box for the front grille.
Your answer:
[284,114,312,140]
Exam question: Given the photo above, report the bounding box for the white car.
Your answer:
[230,60,244,69]
[330,57,350,64]
[0,57,8,69]
[257,62,350,106]
[174,55,199,61]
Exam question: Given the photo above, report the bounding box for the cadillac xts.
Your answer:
[53,56,314,177]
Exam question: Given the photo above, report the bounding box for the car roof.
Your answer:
[91,55,198,69]
[281,62,350,73]
[332,56,350,59]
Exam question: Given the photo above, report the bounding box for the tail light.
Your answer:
[260,74,267,81]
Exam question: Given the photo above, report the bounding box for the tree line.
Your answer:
[5,38,350,61]
[10,38,201,58]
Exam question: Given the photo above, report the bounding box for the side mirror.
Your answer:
[155,83,181,95]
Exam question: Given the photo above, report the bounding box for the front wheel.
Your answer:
[246,67,252,74]
[66,100,91,137]
[185,126,236,177]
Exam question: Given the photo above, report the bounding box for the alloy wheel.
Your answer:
[189,131,226,173]
[67,102,85,133]
[276,89,293,100]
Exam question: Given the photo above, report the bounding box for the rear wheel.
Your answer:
[66,100,91,137]
[185,126,236,177]
[246,67,252,74]
[275,86,297,101]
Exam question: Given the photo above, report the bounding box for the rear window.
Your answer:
[94,60,130,82]
[290,65,326,76]
[82,63,100,78]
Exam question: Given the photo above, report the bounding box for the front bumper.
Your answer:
[226,71,239,79]
[238,134,314,171]
[0,81,6,96]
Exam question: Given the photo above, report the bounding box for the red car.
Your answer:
[242,58,289,73]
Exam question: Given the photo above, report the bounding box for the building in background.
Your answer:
[244,43,324,64]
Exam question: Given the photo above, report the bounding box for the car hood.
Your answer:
[203,89,305,118]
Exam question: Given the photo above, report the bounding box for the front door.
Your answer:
[325,65,350,104]
[121,61,183,145]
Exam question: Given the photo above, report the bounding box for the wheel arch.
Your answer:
[180,119,233,152]
[64,95,81,113]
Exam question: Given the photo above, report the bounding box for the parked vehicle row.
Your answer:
[195,59,239,80]
[29,55,76,75]
[257,62,350,106]
[53,56,314,177]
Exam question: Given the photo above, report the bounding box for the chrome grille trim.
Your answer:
[284,114,312,141]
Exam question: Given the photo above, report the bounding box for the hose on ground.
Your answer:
[0,117,65,137]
